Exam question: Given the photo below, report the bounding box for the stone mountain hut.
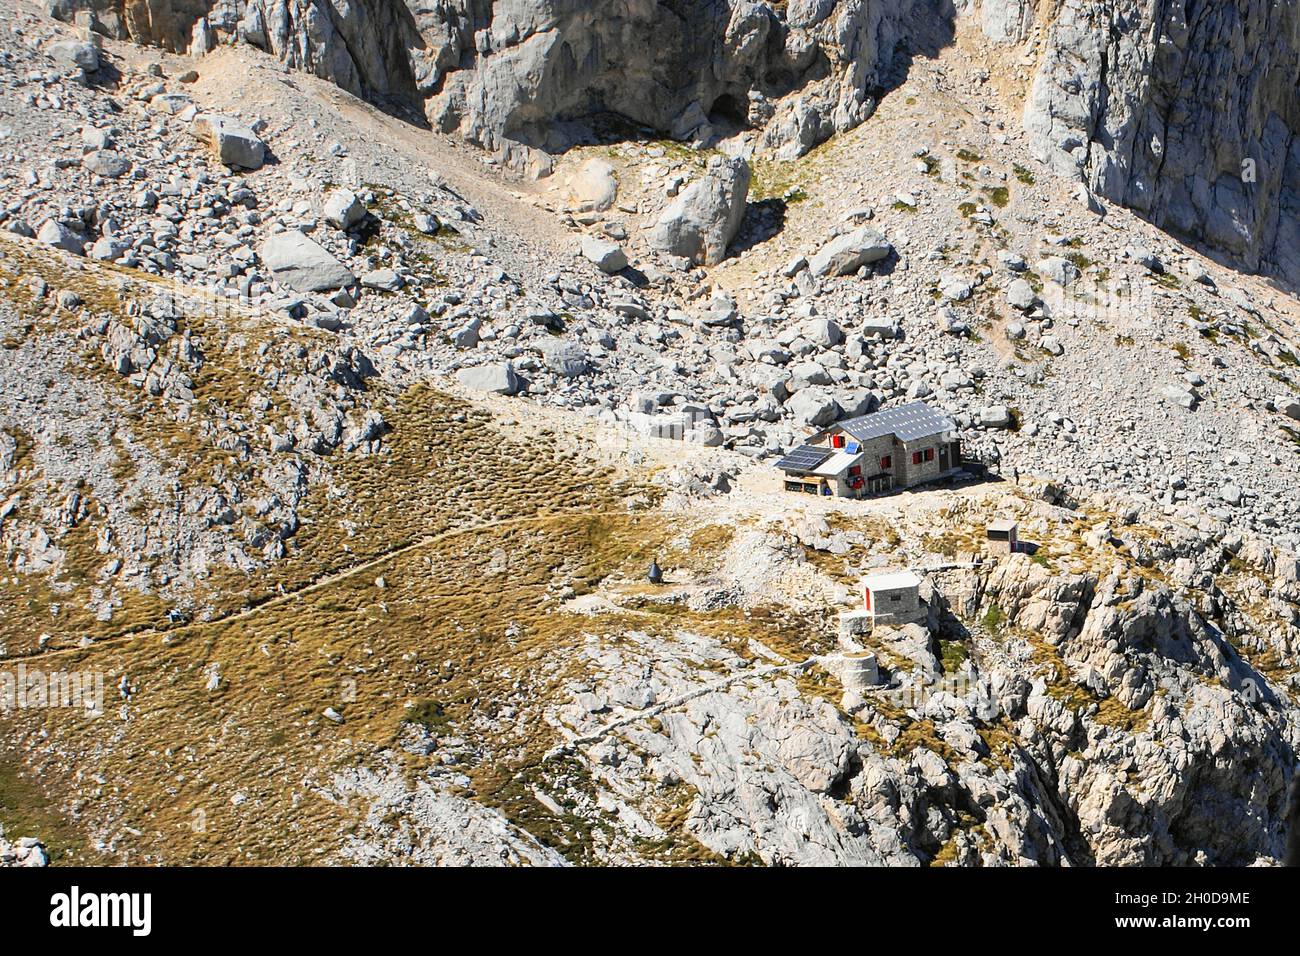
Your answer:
[775,401,962,497]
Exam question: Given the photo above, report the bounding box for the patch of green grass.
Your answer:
[980,602,1005,638]
[955,148,982,163]
[1012,164,1036,185]
[0,754,106,864]
[939,640,969,672]
[402,698,454,736]
[983,185,1010,208]
[750,158,809,204]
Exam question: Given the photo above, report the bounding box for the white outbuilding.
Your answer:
[861,570,925,626]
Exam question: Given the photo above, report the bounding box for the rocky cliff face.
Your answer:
[48,0,427,98]
[1020,0,1300,285]
[418,0,950,162]
[951,549,1296,865]
[53,0,952,162]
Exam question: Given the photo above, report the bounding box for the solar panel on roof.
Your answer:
[775,444,833,472]
[837,402,956,443]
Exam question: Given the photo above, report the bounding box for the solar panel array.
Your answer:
[838,402,956,443]
[774,444,833,473]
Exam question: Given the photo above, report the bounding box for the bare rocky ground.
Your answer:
[0,3,1298,866]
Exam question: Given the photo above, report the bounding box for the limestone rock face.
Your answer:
[51,0,944,164]
[50,0,428,100]
[47,1,1300,285]
[1020,0,1300,285]
[946,553,1296,865]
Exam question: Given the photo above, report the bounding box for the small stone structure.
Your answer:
[986,519,1019,555]
[836,651,880,691]
[861,570,926,627]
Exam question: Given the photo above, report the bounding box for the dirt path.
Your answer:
[4,507,636,664]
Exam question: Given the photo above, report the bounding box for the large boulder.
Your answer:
[82,150,131,179]
[539,339,589,378]
[1035,256,1078,286]
[788,388,842,428]
[457,362,524,396]
[259,231,355,293]
[648,156,750,266]
[191,114,266,171]
[978,405,1014,429]
[1157,384,1198,410]
[563,158,619,212]
[809,227,892,276]
[46,39,98,72]
[580,235,628,273]
[1006,278,1037,311]
[323,190,367,230]
[37,220,84,255]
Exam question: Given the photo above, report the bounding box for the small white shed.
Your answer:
[861,570,925,626]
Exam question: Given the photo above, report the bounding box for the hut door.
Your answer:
[939,445,950,470]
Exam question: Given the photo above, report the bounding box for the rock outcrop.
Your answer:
[51,0,428,100]
[1016,0,1300,285]
[52,0,950,165]
[948,552,1296,865]
[0,827,49,867]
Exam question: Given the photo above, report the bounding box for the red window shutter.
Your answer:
[832,434,845,448]
[849,465,862,476]
[864,588,872,611]
[881,455,891,470]
[912,451,922,465]
[925,448,934,462]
